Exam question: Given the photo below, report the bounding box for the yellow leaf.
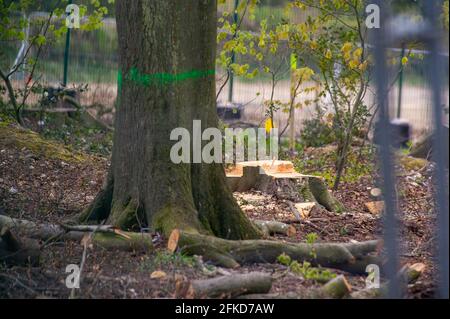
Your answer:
[359,61,368,71]
[341,42,353,53]
[349,59,359,69]
[353,47,363,59]
[401,56,409,65]
[265,118,274,133]
[296,67,315,81]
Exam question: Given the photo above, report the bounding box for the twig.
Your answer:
[0,273,37,296]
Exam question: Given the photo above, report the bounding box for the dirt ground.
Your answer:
[0,122,439,299]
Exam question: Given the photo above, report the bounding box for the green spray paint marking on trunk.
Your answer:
[118,67,215,88]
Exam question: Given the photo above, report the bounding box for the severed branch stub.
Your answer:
[168,229,379,273]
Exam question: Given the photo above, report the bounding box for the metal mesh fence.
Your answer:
[2,6,448,135]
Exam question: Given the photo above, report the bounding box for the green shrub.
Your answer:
[300,117,335,148]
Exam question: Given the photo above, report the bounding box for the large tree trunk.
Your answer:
[81,0,260,240]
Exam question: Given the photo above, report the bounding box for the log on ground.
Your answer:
[253,220,296,237]
[238,275,351,299]
[176,272,273,298]
[0,215,152,252]
[168,229,379,272]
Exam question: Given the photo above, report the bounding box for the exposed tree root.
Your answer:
[308,177,345,213]
[0,215,153,252]
[79,167,262,240]
[168,229,379,272]
[175,272,272,298]
[78,174,114,223]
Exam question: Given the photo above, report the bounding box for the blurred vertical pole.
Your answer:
[397,43,405,118]
[63,0,73,86]
[289,53,297,152]
[228,0,239,102]
[371,0,400,298]
[424,0,449,299]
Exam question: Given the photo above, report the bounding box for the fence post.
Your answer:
[424,0,449,299]
[372,0,401,298]
[397,43,405,118]
[63,0,73,86]
[228,0,239,103]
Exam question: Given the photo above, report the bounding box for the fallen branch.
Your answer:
[175,272,272,298]
[168,229,379,273]
[238,275,351,299]
[0,215,152,252]
[253,220,296,237]
[60,224,116,234]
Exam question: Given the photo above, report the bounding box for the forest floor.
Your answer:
[0,119,438,299]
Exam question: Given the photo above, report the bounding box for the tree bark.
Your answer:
[81,0,260,240]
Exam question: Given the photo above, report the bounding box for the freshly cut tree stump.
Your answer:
[226,161,310,194]
[176,272,273,298]
[168,229,379,272]
[0,227,40,266]
[226,161,345,213]
[0,215,153,252]
[253,220,296,237]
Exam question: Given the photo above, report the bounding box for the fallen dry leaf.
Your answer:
[150,270,167,279]
[365,201,384,215]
